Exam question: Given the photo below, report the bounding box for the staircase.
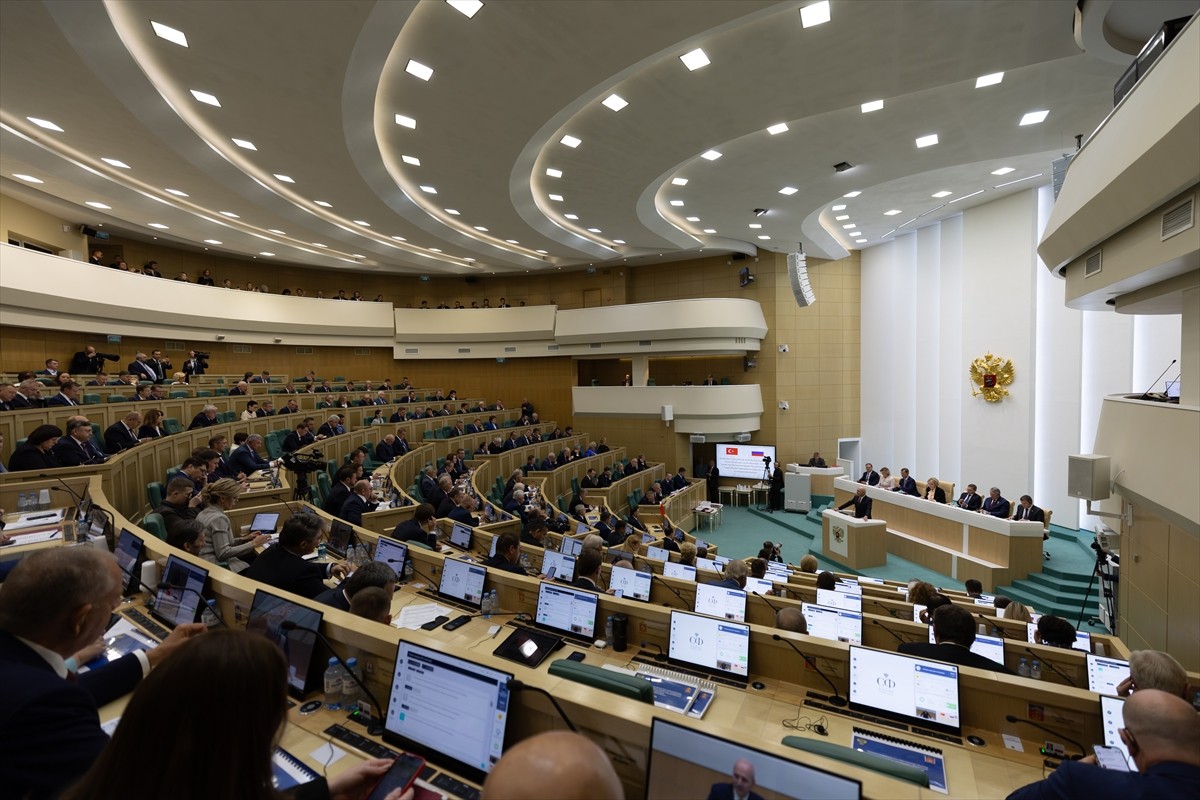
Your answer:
[995,565,1100,620]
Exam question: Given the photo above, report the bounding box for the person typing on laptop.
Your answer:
[242,515,347,599]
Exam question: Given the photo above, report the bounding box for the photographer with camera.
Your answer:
[182,350,209,379]
[768,456,784,511]
[69,346,119,376]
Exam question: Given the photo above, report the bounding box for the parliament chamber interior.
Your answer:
[1,1,1198,799]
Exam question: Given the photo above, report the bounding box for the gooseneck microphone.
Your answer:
[650,573,689,608]
[1139,359,1177,400]
[280,620,385,736]
[1004,714,1085,759]
[44,477,116,537]
[752,589,784,616]
[1024,647,1077,687]
[977,614,1006,638]
[871,618,908,645]
[403,558,439,589]
[772,634,847,707]
[507,679,578,732]
[639,640,667,661]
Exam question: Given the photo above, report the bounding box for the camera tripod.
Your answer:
[759,458,774,513]
[1075,545,1117,632]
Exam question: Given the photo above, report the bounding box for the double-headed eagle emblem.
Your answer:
[970,352,1015,402]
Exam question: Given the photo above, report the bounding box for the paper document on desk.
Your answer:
[4,509,66,532]
[6,529,63,545]
[395,602,453,630]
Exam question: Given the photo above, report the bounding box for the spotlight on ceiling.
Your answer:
[753,208,768,217]
[834,161,854,172]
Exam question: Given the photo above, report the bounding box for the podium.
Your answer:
[821,510,887,569]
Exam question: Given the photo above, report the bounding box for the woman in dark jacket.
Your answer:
[8,424,63,472]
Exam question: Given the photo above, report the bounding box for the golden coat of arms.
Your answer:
[970,352,1015,402]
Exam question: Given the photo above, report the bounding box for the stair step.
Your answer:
[995,586,1093,618]
[1023,572,1093,592]
[1008,580,1090,605]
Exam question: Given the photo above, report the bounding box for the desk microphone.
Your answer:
[880,603,905,620]
[402,559,439,589]
[752,590,785,618]
[119,559,228,628]
[44,478,116,536]
[1138,359,1176,401]
[1004,715,1085,759]
[507,679,577,732]
[280,620,385,736]
[650,573,688,608]
[1024,647,1077,687]
[639,640,667,661]
[977,614,1006,638]
[772,634,847,707]
[871,619,908,645]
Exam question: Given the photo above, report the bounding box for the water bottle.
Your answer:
[16,493,28,514]
[403,560,414,582]
[358,543,370,566]
[342,657,360,712]
[1030,660,1042,680]
[38,489,50,510]
[482,590,495,619]
[605,614,615,643]
[1017,657,1030,678]
[323,658,343,710]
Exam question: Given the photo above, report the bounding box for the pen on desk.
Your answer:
[491,627,501,639]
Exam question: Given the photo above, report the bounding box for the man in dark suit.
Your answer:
[146,350,171,383]
[104,411,143,453]
[807,451,827,467]
[711,560,748,591]
[449,495,481,528]
[0,548,202,799]
[374,434,397,463]
[313,561,397,612]
[242,515,347,599]
[893,467,918,496]
[181,350,207,377]
[706,759,765,800]
[317,414,345,438]
[981,487,1011,518]
[70,346,118,376]
[282,422,310,453]
[52,418,107,467]
[837,487,873,519]
[188,405,220,430]
[484,532,530,576]
[45,380,82,407]
[229,433,272,475]
[857,463,880,485]
[899,605,1011,673]
[390,504,439,548]
[956,483,983,511]
[127,351,159,383]
[1013,494,1045,524]
[338,480,378,526]
[572,549,603,591]
[322,466,358,516]
[769,462,784,510]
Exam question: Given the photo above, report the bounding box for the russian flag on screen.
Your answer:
[751,451,764,457]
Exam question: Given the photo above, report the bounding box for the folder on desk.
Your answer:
[271,747,319,789]
[851,728,947,794]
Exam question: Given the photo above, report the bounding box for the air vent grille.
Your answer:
[164,340,185,351]
[1161,197,1194,240]
[295,346,313,355]
[504,347,517,353]
[547,345,559,351]
[404,348,419,354]
[232,344,252,354]
[354,348,372,356]
[1083,250,1102,278]
[458,348,471,354]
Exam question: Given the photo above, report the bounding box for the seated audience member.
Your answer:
[816,571,838,591]
[992,595,1013,612]
[1013,494,1045,524]
[138,409,166,439]
[226,380,250,397]
[749,558,767,580]
[1117,650,1190,699]
[57,630,407,800]
[893,467,918,496]
[901,605,1012,673]
[857,463,879,485]
[45,380,81,407]
[53,419,107,467]
[605,519,629,549]
[484,532,530,576]
[626,505,648,533]
[338,480,379,526]
[390,503,439,548]
[349,587,393,625]
[924,477,946,503]
[317,414,345,437]
[281,422,311,453]
[240,400,259,421]
[707,760,765,800]
[1034,615,1078,649]
[807,451,827,467]
[906,580,938,607]
[449,494,481,528]
[314,561,397,612]
[956,483,983,511]
[196,479,268,573]
[875,466,897,491]
[1003,600,1033,624]
[608,533,643,566]
[229,433,272,475]
[9,424,63,471]
[713,559,749,591]
[678,541,697,567]
[104,411,144,453]
[572,548,604,593]
[797,554,819,574]
[981,487,1011,517]
[1006,689,1200,800]
[187,404,220,430]
[375,434,398,462]
[758,541,783,563]
[322,466,356,516]
[776,607,808,634]
[837,486,873,519]
[521,519,549,549]
[165,519,207,557]
[156,476,202,535]
[964,578,984,598]
[242,515,347,598]
[482,730,623,800]
[0,548,204,800]
[918,593,953,624]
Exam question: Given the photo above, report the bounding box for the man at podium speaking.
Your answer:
[837,487,873,519]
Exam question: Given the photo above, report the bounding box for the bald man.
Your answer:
[482,731,622,800]
[775,607,808,635]
[708,758,764,800]
[1006,689,1200,799]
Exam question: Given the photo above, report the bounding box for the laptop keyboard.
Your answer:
[125,608,169,641]
[323,725,481,799]
[431,773,481,800]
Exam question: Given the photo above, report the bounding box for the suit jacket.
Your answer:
[338,493,377,526]
[897,641,1012,674]
[925,486,947,503]
[391,518,436,548]
[837,495,873,519]
[188,412,218,430]
[51,437,102,468]
[241,544,331,599]
[317,422,344,437]
[374,441,395,462]
[982,496,1011,518]
[1006,758,1200,800]
[0,631,143,799]
[138,424,165,439]
[230,444,270,474]
[448,506,479,528]
[483,554,528,575]
[808,457,827,467]
[957,491,982,511]
[895,476,918,496]
[322,483,351,516]
[858,470,880,485]
[156,500,199,535]
[313,586,352,612]
[283,432,305,453]
[104,421,140,453]
[147,359,169,381]
[45,393,79,407]
[1013,503,1045,523]
[711,577,743,591]
[128,360,158,382]
[706,784,764,800]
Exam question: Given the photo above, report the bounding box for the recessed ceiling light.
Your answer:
[259,251,275,257]
[150,21,188,47]
[587,228,602,233]
[447,0,483,18]
[231,138,256,150]
[405,60,433,81]
[948,189,986,204]
[560,134,581,148]
[767,122,789,135]
[474,226,489,232]
[395,114,417,129]
[429,248,442,252]
[268,229,286,235]
[147,223,169,230]
[419,185,437,194]
[672,177,689,186]
[312,242,327,247]
[13,173,43,183]
[546,168,562,178]
[884,209,901,216]
[354,220,370,226]
[463,257,476,262]
[314,200,332,207]
[832,204,846,211]
[679,48,710,71]
[203,239,222,245]
[549,194,563,202]
[505,239,519,244]
[1020,110,1049,125]
[602,94,628,112]
[860,99,884,113]
[800,1,831,28]
[402,155,421,166]
[779,187,798,195]
[351,254,365,258]
[613,239,626,244]
[101,158,130,169]
[391,235,407,241]
[975,72,1004,88]
[991,167,1015,175]
[564,213,579,220]
[219,211,239,218]
[536,249,549,254]
[994,172,1044,188]
[165,188,188,196]
[26,117,63,132]
[445,209,460,215]
[844,191,861,198]
[686,216,700,222]
[701,150,722,161]
[915,134,939,148]
[670,200,684,207]
[273,174,294,183]
[748,223,762,229]
[190,90,220,107]
[932,190,953,198]
[856,238,868,243]
[835,215,849,221]
[758,235,771,240]
[703,228,717,234]
[85,201,111,210]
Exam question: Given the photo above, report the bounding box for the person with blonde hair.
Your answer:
[876,466,897,491]
[924,477,946,503]
[798,553,819,573]
[196,479,268,573]
[679,541,697,567]
[1003,600,1033,624]
[1118,650,1190,699]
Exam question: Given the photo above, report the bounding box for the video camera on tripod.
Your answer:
[281,450,325,474]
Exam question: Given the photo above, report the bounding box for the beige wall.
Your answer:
[1,194,87,255]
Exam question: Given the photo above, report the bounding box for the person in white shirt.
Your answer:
[876,466,897,491]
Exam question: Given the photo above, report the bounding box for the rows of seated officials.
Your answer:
[852,462,1048,524]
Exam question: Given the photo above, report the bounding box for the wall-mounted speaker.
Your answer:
[661,404,673,422]
[735,433,751,443]
[788,251,816,307]
[1067,454,1110,500]
[689,434,706,444]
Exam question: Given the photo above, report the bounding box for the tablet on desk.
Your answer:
[249,512,280,533]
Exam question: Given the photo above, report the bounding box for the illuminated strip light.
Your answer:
[895,217,919,230]
[947,189,985,204]
[993,172,1045,189]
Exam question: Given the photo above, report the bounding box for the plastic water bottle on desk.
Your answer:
[342,657,360,712]
[482,590,495,619]
[323,658,343,710]
[1017,657,1030,678]
[16,493,27,514]
[1030,660,1042,680]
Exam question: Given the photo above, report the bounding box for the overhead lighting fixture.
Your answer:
[219,211,239,218]
[535,249,549,254]
[268,228,286,235]
[671,177,689,186]
[832,204,846,211]
[85,201,111,209]
[273,174,294,183]
[679,48,710,71]
[190,90,220,107]
[165,188,188,196]
[602,94,628,112]
[391,235,407,241]
[835,215,849,221]
[353,219,371,226]
[314,200,332,207]
[26,117,63,132]
[749,223,762,229]
[1020,110,1049,126]
[203,239,222,245]
[948,189,985,204]
[995,172,1044,188]
[843,191,861,198]
[701,150,722,161]
[351,254,365,258]
[860,100,883,113]
[419,185,437,194]
[842,223,856,229]
[546,168,562,178]
[395,114,417,129]
[587,228,602,233]
[670,200,684,206]
[402,154,421,166]
[833,161,854,172]
[884,209,901,216]
[428,248,442,253]
[779,187,798,195]
[12,173,43,183]
[855,238,868,243]
[463,257,475,262]
[686,216,700,222]
[505,239,519,244]
[931,190,952,198]
[758,235,771,240]
[560,134,582,148]
[753,208,768,216]
[259,251,275,257]
[548,194,563,202]
[405,60,433,81]
[447,0,483,18]
[767,122,789,135]
[975,72,1004,88]
[897,217,919,229]
[915,134,939,148]
[473,226,488,232]
[800,1,831,28]
[312,242,328,247]
[445,209,460,215]
[564,213,579,220]
[150,21,188,47]
[101,158,130,169]
[917,204,946,218]
[613,239,626,244]
[147,223,169,230]
[231,138,256,150]
[703,228,716,234]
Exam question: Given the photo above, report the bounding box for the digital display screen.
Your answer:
[153,555,209,628]
[802,603,863,645]
[715,444,778,480]
[559,537,583,557]
[662,562,696,582]
[695,558,721,574]
[608,564,651,602]
[744,577,774,596]
[817,588,863,612]
[373,537,408,572]
[535,582,598,639]
[693,583,747,621]
[1087,654,1130,696]
[926,628,1006,664]
[645,545,670,562]
[327,520,355,558]
[246,589,324,696]
[114,528,144,594]
[540,550,576,582]
[249,512,279,532]
[439,558,485,607]
[849,645,961,733]
[1026,623,1092,652]
[835,581,863,595]
[1100,695,1135,769]
[448,522,473,550]
[668,610,750,680]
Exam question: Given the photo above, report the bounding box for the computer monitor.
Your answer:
[575,521,589,535]
[713,554,731,567]
[1025,622,1092,652]
[817,588,863,612]
[1087,654,1131,696]
[448,522,473,550]
[857,575,884,585]
[113,528,144,595]
[662,562,697,582]
[926,628,1005,664]
[743,577,773,596]
[249,512,280,533]
[834,580,863,595]
[801,603,863,645]
[1100,695,1135,769]
[382,641,513,784]
[326,519,355,559]
[245,588,325,698]
[608,564,651,602]
[667,610,750,682]
[535,582,598,640]
[646,718,861,800]
[488,534,500,558]
[438,558,486,608]
[559,537,584,557]
[693,583,747,621]
[373,536,408,572]
[849,645,961,734]
[1165,378,1180,398]
[152,555,209,629]
[695,558,721,573]
[645,545,670,562]
[540,550,576,582]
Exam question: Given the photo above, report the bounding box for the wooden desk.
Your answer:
[821,510,887,569]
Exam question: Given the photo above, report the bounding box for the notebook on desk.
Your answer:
[851,728,947,794]
[272,747,320,789]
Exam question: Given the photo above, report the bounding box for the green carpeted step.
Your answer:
[1006,579,1089,606]
[1023,572,1093,594]
[994,584,1094,618]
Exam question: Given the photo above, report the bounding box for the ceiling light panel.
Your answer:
[703,228,716,234]
[915,134,938,148]
[151,21,188,47]
[856,239,868,243]
[314,200,332,207]
[671,178,688,186]
[831,204,846,211]
[354,220,371,226]
[273,174,294,183]
[835,215,849,221]
[402,155,421,166]
[602,94,628,111]
[670,200,684,206]
[560,134,581,148]
[86,201,111,209]
[219,211,239,218]
[686,216,700,222]
[26,117,63,132]
[395,114,417,129]
[101,158,130,168]
[767,122,789,135]
[680,48,710,71]
[203,239,221,245]
[758,235,771,240]
[13,173,43,183]
[147,223,168,229]
[748,223,762,229]
[587,228,601,233]
[231,138,256,150]
[545,168,562,178]
[843,191,861,198]
[1019,110,1049,125]
[405,60,434,81]
[445,209,460,215]
[931,190,952,198]
[884,209,901,216]
[975,72,1004,87]
[800,1,831,28]
[165,188,188,196]
[564,214,579,220]
[991,167,1015,175]
[860,99,884,113]
[612,239,626,245]
[447,0,483,18]
[419,185,437,194]
[779,187,798,195]
[548,194,563,202]
[190,90,220,107]
[268,229,286,234]
[701,150,722,161]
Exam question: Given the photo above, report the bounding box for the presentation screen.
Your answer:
[715,443,778,479]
